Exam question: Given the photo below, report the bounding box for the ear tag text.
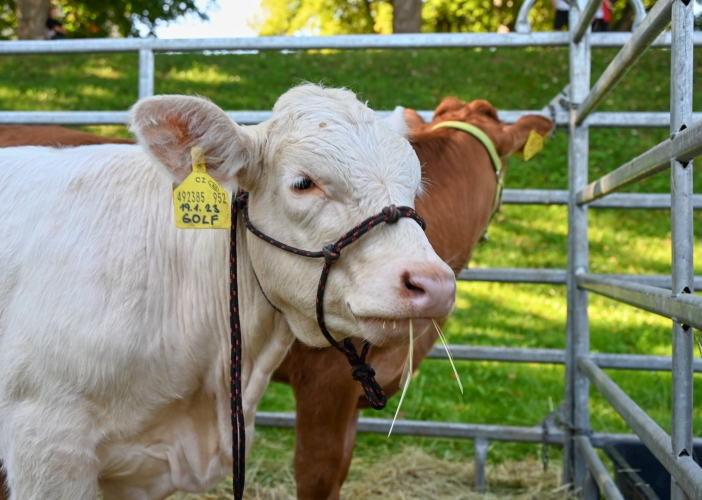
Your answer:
[523,130,544,161]
[173,147,231,229]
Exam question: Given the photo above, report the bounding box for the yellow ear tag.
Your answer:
[523,130,544,161]
[173,147,231,229]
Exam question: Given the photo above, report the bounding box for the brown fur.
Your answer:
[0,108,551,499]
[272,98,553,500]
[0,125,133,147]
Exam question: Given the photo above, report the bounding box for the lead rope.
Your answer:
[229,190,427,497]
[230,196,245,500]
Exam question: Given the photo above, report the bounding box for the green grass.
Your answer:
[2,45,701,486]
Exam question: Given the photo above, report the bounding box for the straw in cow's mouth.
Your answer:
[388,319,414,437]
[433,319,464,395]
[387,319,464,437]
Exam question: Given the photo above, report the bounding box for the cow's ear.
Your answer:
[404,108,426,129]
[498,114,554,157]
[382,106,410,137]
[432,96,466,121]
[130,95,263,189]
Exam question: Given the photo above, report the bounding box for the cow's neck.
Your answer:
[228,210,296,441]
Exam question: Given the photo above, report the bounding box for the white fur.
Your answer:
[0,85,453,499]
[382,106,409,138]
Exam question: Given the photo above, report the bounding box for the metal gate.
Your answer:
[0,4,701,496]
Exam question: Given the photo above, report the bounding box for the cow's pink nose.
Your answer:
[402,267,456,318]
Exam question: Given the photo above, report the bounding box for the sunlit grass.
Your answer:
[1,46,701,494]
[166,62,245,85]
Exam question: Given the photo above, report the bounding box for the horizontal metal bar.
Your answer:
[503,189,702,209]
[458,268,702,288]
[197,110,681,129]
[577,273,702,330]
[0,111,130,125]
[582,112,702,128]
[428,345,566,363]
[591,352,702,372]
[1,110,700,130]
[578,356,702,498]
[458,267,566,283]
[244,110,702,129]
[0,33,570,54]
[256,411,702,449]
[1,32,702,56]
[256,411,566,443]
[502,189,570,205]
[576,0,675,124]
[573,0,604,44]
[577,118,702,205]
[594,31,702,48]
[575,435,625,500]
[426,345,702,372]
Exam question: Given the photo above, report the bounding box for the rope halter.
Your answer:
[229,189,426,499]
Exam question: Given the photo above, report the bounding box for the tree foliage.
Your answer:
[254,0,667,36]
[423,0,550,32]
[254,0,393,35]
[254,0,555,35]
[0,0,211,39]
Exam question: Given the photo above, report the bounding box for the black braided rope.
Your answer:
[230,198,245,500]
[229,191,426,497]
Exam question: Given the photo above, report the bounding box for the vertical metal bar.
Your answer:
[474,437,489,493]
[565,1,597,497]
[670,0,695,498]
[138,48,154,99]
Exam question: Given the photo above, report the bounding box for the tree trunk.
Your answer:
[611,1,634,31]
[393,0,423,33]
[16,0,51,40]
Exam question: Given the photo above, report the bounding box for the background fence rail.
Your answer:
[2,16,699,497]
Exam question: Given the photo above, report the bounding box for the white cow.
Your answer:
[0,85,455,499]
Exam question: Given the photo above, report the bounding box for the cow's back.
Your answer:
[0,125,134,148]
[412,131,496,273]
[0,144,227,436]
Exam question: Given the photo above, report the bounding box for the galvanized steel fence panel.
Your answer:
[1,21,700,497]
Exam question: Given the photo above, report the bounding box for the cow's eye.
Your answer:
[292,177,315,191]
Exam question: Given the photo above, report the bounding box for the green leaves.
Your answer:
[0,0,211,39]
[254,0,557,35]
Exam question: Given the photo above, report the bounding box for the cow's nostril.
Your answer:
[403,273,425,294]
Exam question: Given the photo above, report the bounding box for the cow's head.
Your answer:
[420,97,554,158]
[131,85,455,348]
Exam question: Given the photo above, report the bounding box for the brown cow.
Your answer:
[0,125,134,148]
[0,106,551,499]
[272,98,553,500]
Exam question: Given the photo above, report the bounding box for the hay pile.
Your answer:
[168,447,577,500]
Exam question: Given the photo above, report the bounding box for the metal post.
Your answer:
[669,0,694,498]
[474,437,489,493]
[565,1,597,497]
[138,48,154,99]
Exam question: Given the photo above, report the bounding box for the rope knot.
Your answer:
[382,205,400,224]
[322,244,340,266]
[351,363,376,380]
[237,191,249,205]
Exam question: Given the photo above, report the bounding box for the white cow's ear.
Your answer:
[130,95,262,188]
[382,106,410,138]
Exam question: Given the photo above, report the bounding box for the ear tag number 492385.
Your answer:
[173,147,231,229]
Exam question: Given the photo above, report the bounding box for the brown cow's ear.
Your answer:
[499,115,554,157]
[432,96,466,121]
[404,108,426,128]
[467,100,499,121]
